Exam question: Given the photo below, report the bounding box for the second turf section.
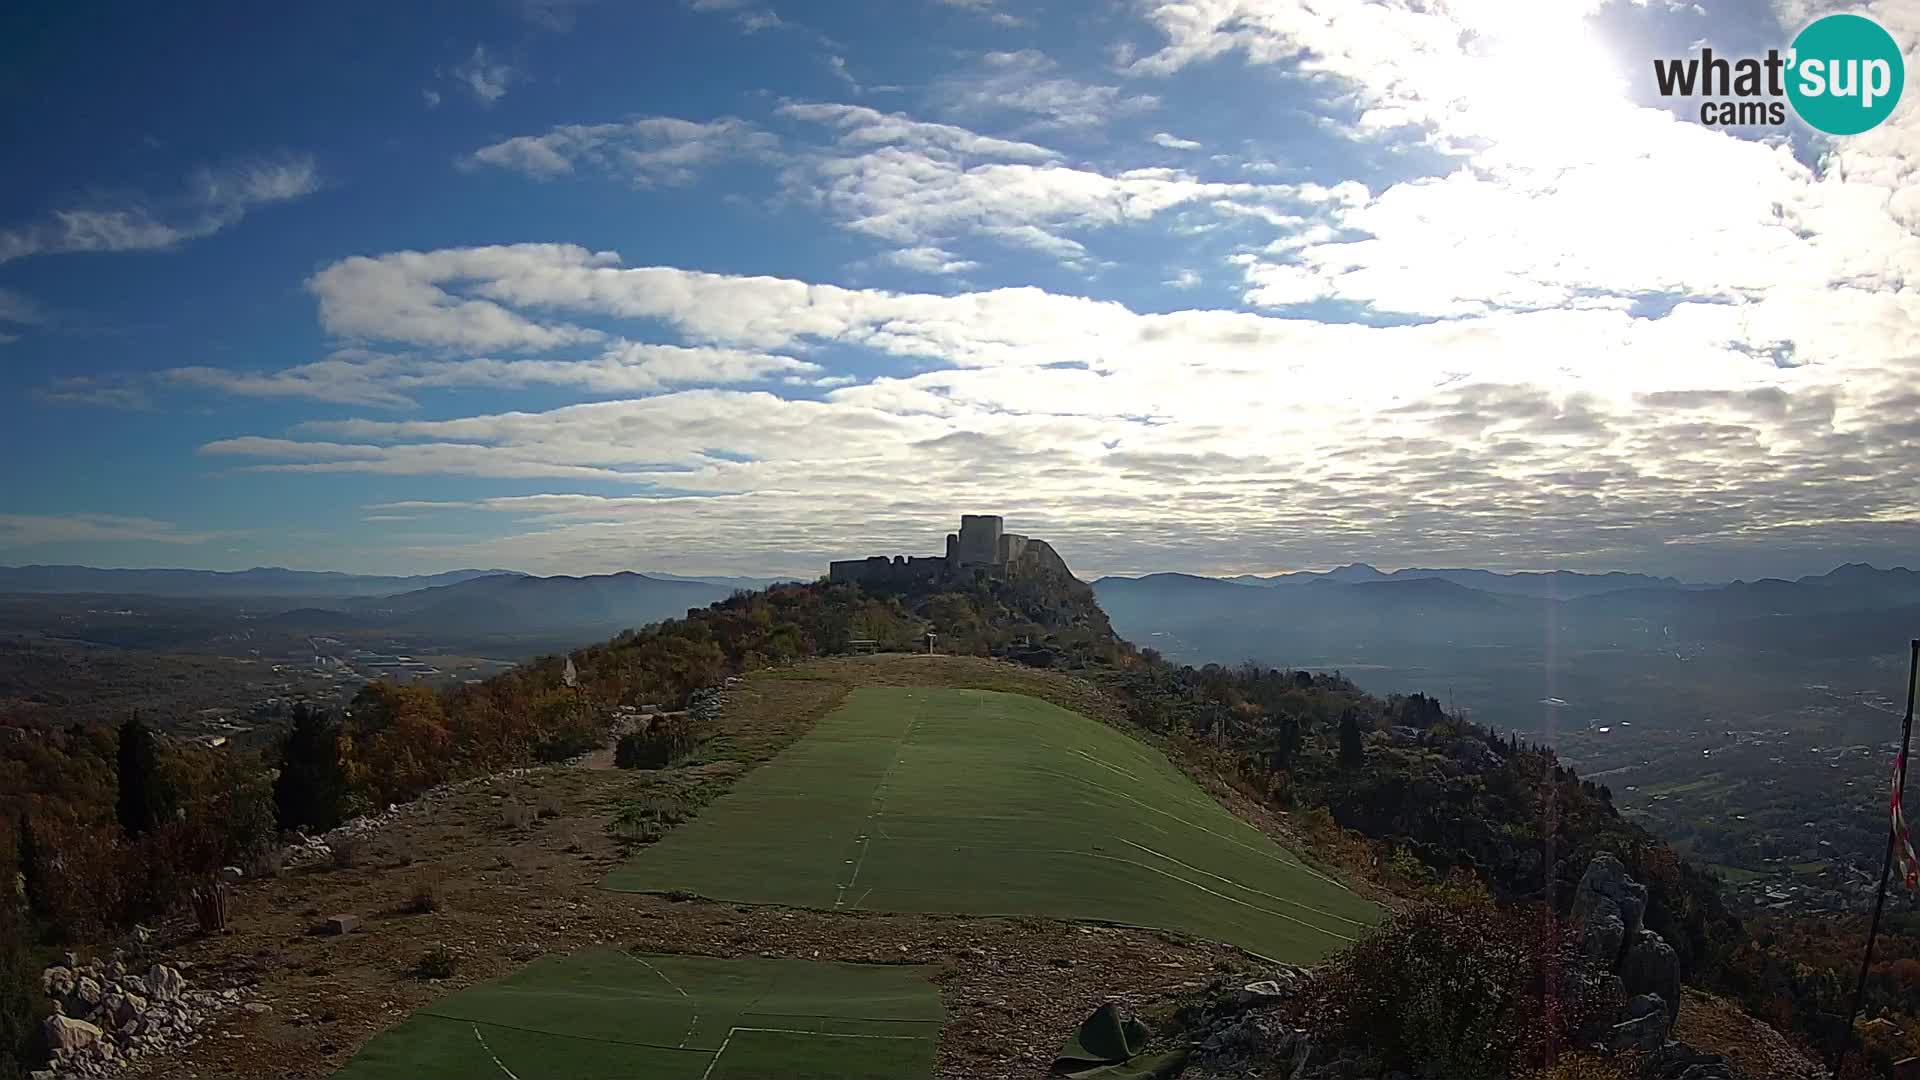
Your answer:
[606,686,1377,962]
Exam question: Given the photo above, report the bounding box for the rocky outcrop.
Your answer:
[34,948,256,1079]
[1573,853,1647,968]
[1573,853,1683,1048]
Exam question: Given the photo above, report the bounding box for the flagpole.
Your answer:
[1851,639,1920,1026]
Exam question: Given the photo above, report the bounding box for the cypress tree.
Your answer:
[1338,707,1365,768]
[274,705,348,833]
[116,714,164,838]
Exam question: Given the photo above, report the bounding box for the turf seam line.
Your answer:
[835,694,920,909]
[1115,838,1373,928]
[733,1025,923,1040]
[629,954,694,998]
[421,1014,717,1055]
[471,1023,523,1080]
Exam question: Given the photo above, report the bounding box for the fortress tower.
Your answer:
[829,515,1066,586]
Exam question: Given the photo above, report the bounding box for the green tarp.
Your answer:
[1053,1003,1187,1079]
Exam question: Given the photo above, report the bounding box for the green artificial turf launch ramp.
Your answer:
[333,950,942,1080]
[606,687,1378,962]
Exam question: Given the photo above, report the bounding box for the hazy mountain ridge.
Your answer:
[1224,562,1696,597]
[0,564,523,598]
[343,570,736,633]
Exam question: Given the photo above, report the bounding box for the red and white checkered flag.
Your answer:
[1893,749,1920,891]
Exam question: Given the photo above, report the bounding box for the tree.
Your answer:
[13,817,41,921]
[1338,707,1365,768]
[274,705,348,834]
[0,893,35,1080]
[116,715,165,838]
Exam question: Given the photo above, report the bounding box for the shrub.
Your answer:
[1304,874,1611,1078]
[403,882,440,915]
[330,837,365,870]
[614,719,704,770]
[536,796,562,820]
[413,944,457,980]
[608,796,693,847]
[500,804,534,830]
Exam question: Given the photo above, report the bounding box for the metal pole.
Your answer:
[1851,639,1920,1026]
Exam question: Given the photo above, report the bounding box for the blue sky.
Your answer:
[2,0,1917,581]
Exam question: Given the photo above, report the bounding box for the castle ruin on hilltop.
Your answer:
[828,515,1073,587]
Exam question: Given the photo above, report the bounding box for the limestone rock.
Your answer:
[1573,853,1647,964]
[321,913,361,935]
[43,1012,104,1053]
[1622,930,1681,1024]
[146,963,186,1002]
[42,965,74,998]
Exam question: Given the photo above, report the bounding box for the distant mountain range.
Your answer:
[1092,563,1920,664]
[0,565,519,598]
[341,571,735,633]
[1223,563,1696,598]
[0,565,794,599]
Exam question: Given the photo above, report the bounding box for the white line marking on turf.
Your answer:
[630,954,692,997]
[701,1024,923,1080]
[1071,748,1143,782]
[626,955,701,1046]
[472,1024,523,1080]
[1115,838,1372,927]
[835,697,921,908]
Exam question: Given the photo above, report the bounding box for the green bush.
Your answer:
[614,720,703,770]
[413,944,457,980]
[1305,875,1612,1078]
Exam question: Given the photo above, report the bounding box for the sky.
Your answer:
[1,0,1917,582]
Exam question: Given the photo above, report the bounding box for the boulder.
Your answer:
[145,964,185,1002]
[321,913,361,935]
[113,992,148,1028]
[1609,993,1671,1052]
[1622,930,1681,1024]
[71,974,104,1011]
[42,1012,104,1053]
[42,965,74,998]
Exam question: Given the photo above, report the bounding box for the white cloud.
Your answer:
[1151,132,1202,150]
[933,0,1022,26]
[878,246,981,275]
[464,116,776,185]
[166,344,823,407]
[777,102,1299,262]
[452,45,515,105]
[205,239,1920,577]
[933,50,1159,129]
[686,0,783,32]
[0,514,216,548]
[32,376,150,410]
[0,156,319,264]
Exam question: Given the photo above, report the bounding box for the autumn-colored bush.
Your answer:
[1304,874,1614,1079]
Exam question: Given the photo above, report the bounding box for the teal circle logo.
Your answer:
[1787,14,1905,135]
